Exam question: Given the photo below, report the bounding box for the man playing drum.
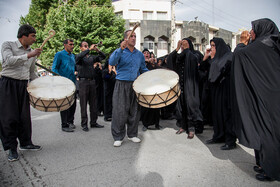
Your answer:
[109,30,148,147]
[0,24,42,162]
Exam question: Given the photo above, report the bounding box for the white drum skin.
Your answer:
[133,69,180,108]
[27,76,76,112]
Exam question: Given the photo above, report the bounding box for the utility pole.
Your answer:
[171,0,176,50]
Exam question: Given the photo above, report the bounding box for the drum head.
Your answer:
[27,76,75,100]
[27,76,76,112]
[133,69,179,95]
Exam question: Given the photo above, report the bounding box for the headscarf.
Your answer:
[182,38,194,52]
[208,37,232,83]
[210,37,230,60]
[252,18,279,40]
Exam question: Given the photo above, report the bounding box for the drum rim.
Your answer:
[27,75,76,100]
[133,69,179,95]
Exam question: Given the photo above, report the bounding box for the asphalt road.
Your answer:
[0,103,279,187]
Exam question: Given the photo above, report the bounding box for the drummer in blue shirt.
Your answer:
[52,39,77,132]
[109,30,148,147]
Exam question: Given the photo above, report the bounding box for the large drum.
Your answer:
[133,69,180,108]
[27,76,76,112]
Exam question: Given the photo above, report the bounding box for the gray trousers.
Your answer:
[111,80,140,141]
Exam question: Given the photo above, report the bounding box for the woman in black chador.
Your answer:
[167,38,203,139]
[102,60,116,121]
[203,37,236,150]
[141,49,161,131]
[232,18,280,181]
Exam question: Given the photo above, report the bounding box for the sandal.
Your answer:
[176,128,185,134]
[187,132,195,139]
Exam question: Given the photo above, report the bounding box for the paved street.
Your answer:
[0,103,279,187]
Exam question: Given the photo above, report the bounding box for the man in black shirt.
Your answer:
[75,41,106,131]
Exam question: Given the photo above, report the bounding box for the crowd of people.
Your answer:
[0,18,279,182]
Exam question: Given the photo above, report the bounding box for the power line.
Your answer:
[184,0,247,28]
[176,0,249,31]
[200,0,249,25]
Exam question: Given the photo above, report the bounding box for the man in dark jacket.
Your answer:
[75,41,106,131]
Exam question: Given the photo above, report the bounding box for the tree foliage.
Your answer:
[21,0,125,68]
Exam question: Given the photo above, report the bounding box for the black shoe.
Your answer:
[206,139,216,144]
[256,173,275,181]
[68,123,76,129]
[19,144,42,151]
[8,149,19,162]
[62,127,74,132]
[155,125,162,130]
[206,139,223,144]
[220,144,236,150]
[82,126,89,132]
[253,166,264,174]
[142,126,148,131]
[90,123,104,128]
[104,117,112,122]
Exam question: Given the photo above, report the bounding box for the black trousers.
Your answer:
[103,79,115,119]
[0,76,33,150]
[60,98,76,128]
[79,79,97,127]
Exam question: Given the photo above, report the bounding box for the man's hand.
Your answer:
[28,48,42,58]
[89,44,100,52]
[120,40,128,50]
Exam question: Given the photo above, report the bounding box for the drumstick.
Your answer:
[40,29,56,49]
[35,62,59,76]
[127,22,140,39]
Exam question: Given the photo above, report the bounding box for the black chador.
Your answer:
[140,60,160,130]
[167,39,203,136]
[232,18,280,181]
[206,38,236,147]
[102,61,116,121]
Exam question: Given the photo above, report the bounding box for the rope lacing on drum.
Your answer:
[136,85,181,108]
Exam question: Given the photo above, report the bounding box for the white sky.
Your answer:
[0,0,279,57]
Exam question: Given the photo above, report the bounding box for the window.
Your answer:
[129,9,140,18]
[158,38,168,50]
[143,11,153,20]
[194,44,200,51]
[143,37,154,50]
[157,11,167,20]
[115,11,123,17]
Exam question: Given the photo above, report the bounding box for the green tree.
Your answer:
[21,0,125,68]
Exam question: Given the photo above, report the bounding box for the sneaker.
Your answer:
[19,144,42,151]
[113,140,123,147]
[128,137,141,143]
[8,149,19,162]
[68,123,76,129]
[62,127,74,132]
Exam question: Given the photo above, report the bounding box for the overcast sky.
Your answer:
[0,0,279,56]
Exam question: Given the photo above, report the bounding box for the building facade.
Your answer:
[112,0,237,57]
